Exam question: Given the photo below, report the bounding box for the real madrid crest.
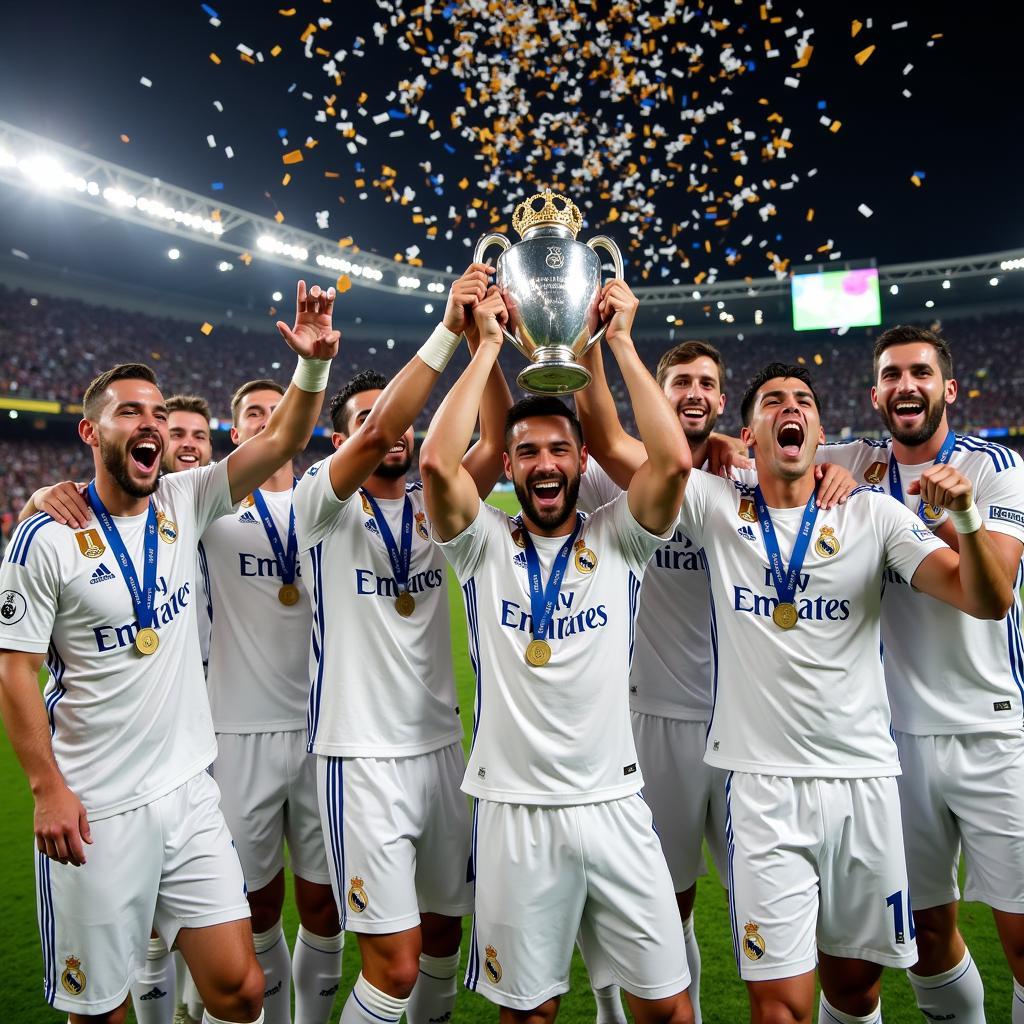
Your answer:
[415,510,430,541]
[156,511,178,544]
[61,955,87,995]
[864,461,887,485]
[347,876,369,914]
[484,944,503,984]
[742,922,766,961]
[738,498,757,523]
[573,539,597,574]
[75,529,105,559]
[814,525,840,558]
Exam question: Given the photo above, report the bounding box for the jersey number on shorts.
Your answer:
[885,889,916,945]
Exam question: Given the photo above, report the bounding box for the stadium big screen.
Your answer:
[791,267,882,332]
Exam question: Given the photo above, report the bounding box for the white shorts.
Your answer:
[895,729,1024,913]
[465,795,689,1011]
[725,772,917,981]
[316,742,473,933]
[35,771,250,1015]
[213,730,330,891]
[632,712,728,890]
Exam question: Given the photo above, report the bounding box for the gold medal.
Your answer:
[772,602,799,630]
[395,591,416,617]
[278,583,300,606]
[135,627,160,655]
[525,638,552,667]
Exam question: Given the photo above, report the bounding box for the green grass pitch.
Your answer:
[0,490,1013,1020]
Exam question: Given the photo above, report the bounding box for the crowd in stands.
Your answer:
[1,284,1021,537]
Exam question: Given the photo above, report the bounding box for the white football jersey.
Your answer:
[438,493,666,806]
[823,435,1024,734]
[0,461,234,820]
[200,485,310,732]
[677,471,945,777]
[293,461,462,758]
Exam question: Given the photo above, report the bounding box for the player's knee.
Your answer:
[751,1001,805,1024]
[296,883,340,935]
[377,955,421,999]
[205,956,266,1019]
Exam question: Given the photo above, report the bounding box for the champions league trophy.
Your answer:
[473,189,624,395]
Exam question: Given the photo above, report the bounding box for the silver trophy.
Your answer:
[473,189,624,395]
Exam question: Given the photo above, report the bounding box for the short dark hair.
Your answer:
[329,369,389,433]
[166,394,211,423]
[740,362,822,426]
[230,379,285,426]
[873,325,953,381]
[504,395,583,451]
[656,340,726,390]
[83,363,159,420]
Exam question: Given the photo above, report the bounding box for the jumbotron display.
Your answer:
[791,267,882,332]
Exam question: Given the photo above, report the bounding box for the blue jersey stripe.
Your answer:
[10,513,52,566]
[324,757,347,930]
[197,541,213,622]
[956,435,1014,472]
[462,578,483,752]
[306,543,327,751]
[36,852,56,1004]
[1006,570,1024,715]
[43,643,67,737]
[699,551,721,740]
[464,798,481,991]
[724,772,740,969]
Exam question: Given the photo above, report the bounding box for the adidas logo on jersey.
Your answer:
[364,519,380,536]
[512,551,527,568]
[238,510,259,524]
[89,563,116,585]
[737,525,756,542]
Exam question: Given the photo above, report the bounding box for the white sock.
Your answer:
[593,983,628,1024]
[682,913,702,1024]
[253,920,292,1024]
[130,935,177,1024]
[818,993,881,1023]
[174,949,188,1006]
[406,951,460,1024]
[185,969,204,1021]
[293,925,344,1024]
[907,949,986,1024]
[340,972,409,1024]
[1013,977,1024,1023]
[202,1011,265,1024]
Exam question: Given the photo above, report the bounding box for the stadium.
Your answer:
[0,2,1022,1022]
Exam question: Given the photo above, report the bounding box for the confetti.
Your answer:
[282,149,304,164]
[209,52,221,64]
[858,203,873,217]
[119,133,130,143]
[139,76,152,88]
[335,274,352,292]
[200,322,214,335]
[206,134,217,147]
[854,45,876,65]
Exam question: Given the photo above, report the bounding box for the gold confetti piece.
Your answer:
[851,19,863,37]
[274,211,285,223]
[305,138,319,149]
[271,44,282,57]
[120,133,130,143]
[814,353,823,366]
[324,171,339,178]
[300,22,317,42]
[806,208,815,221]
[335,274,352,292]
[792,44,813,69]
[910,174,922,187]
[282,150,304,164]
[282,173,291,186]
[211,209,221,221]
[200,322,213,336]
[209,52,221,64]
[829,120,842,133]
[734,175,744,186]
[337,236,353,248]
[239,252,253,266]
[458,177,470,189]
[240,53,255,64]
[278,7,296,14]
[854,45,876,65]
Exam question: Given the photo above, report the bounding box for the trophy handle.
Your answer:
[472,233,520,349]
[584,235,625,350]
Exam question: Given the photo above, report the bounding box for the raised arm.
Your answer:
[226,281,339,503]
[0,649,92,866]
[598,280,690,534]
[420,288,507,541]
[909,464,1014,619]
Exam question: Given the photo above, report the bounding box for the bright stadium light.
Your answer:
[167,248,180,260]
[1000,258,1024,271]
[889,284,899,295]
[217,260,233,272]
[398,275,421,289]
[424,303,434,313]
[941,279,951,289]
[272,290,283,301]
[21,153,65,189]
[314,252,384,281]
[258,235,308,261]
[925,299,935,308]
[990,277,1000,286]
[665,314,675,323]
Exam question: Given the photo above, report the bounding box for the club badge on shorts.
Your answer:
[484,944,503,984]
[742,922,766,961]
[347,876,368,914]
[61,956,87,995]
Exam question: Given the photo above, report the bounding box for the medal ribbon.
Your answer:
[518,513,584,643]
[361,489,413,596]
[251,481,298,586]
[87,482,159,633]
[753,486,818,610]
[887,429,956,522]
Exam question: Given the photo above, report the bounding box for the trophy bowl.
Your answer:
[474,189,624,395]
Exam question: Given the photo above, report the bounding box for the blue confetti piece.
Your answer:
[287,83,296,94]
[201,3,218,18]
[640,98,655,108]
[211,181,224,190]
[692,242,701,250]
[746,60,756,71]
[704,212,717,220]
[912,170,926,179]
[388,109,408,119]
[443,3,457,17]
[277,128,288,138]
[443,143,456,154]
[817,100,827,110]
[775,233,783,241]
[434,186,444,196]
[355,161,364,172]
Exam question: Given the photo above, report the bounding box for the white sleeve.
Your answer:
[815,439,866,469]
[879,493,947,581]
[292,458,359,551]
[578,458,622,514]
[434,499,501,583]
[602,491,673,577]
[675,469,726,549]
[167,460,236,536]
[978,459,1024,545]
[0,519,61,654]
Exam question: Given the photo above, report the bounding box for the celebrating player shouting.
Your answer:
[420,280,694,1024]
[652,361,1010,1024]
[0,282,338,1024]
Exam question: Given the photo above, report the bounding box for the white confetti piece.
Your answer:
[858,203,873,218]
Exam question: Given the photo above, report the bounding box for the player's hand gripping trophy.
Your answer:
[474,188,624,395]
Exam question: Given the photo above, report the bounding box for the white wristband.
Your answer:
[417,322,461,373]
[292,355,331,393]
[948,502,983,534]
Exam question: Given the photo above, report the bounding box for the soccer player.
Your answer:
[292,263,510,1024]
[816,325,1024,1023]
[164,395,215,475]
[200,378,342,1024]
[419,282,694,1024]
[641,360,1010,1024]
[0,281,339,1024]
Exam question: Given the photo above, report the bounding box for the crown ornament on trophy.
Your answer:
[474,187,624,395]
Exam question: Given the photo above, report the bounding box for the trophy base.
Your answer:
[517,358,592,396]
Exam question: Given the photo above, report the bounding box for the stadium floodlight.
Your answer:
[167,248,180,260]
[272,290,283,302]
[1000,258,1024,271]
[427,282,446,293]
[990,277,1000,286]
[21,154,65,190]
[889,284,899,295]
[941,279,951,289]
[424,303,434,314]
[258,235,308,262]
[665,314,675,323]
[398,276,421,289]
[314,252,384,282]
[217,261,233,272]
